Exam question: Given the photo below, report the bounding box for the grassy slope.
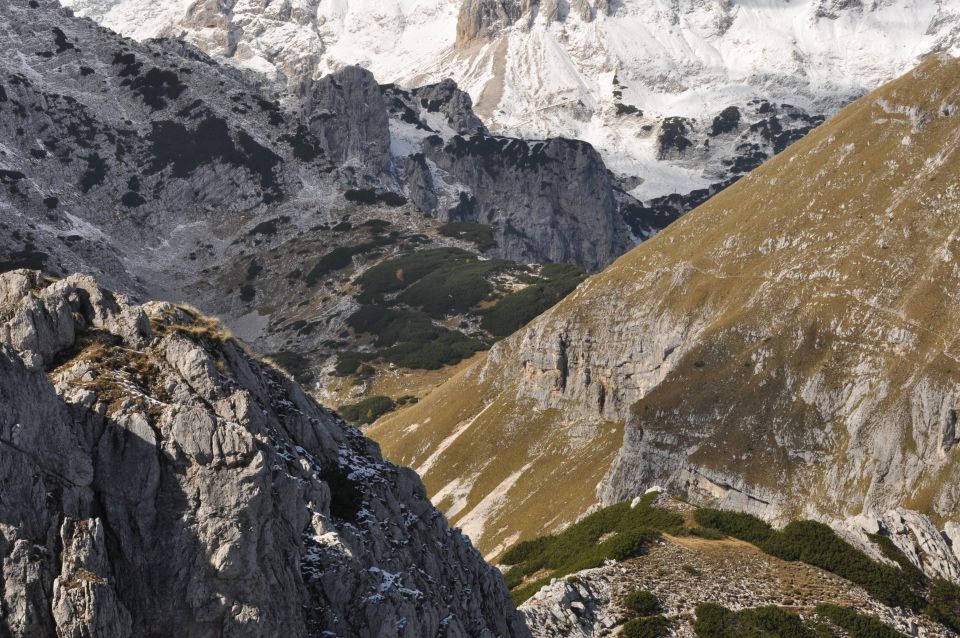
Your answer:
[371,55,960,554]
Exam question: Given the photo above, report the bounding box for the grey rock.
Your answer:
[303,65,393,180]
[0,270,530,637]
[456,0,532,47]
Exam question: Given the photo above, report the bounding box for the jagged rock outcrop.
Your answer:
[519,568,617,637]
[840,509,960,583]
[0,269,530,637]
[372,54,960,565]
[303,65,392,178]
[455,0,530,47]
[424,135,633,269]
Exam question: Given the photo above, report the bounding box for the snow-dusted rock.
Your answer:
[58,0,960,204]
[0,270,530,636]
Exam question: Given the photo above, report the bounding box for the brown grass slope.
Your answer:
[370,54,960,556]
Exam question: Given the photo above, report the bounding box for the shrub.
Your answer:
[338,396,396,425]
[304,237,394,286]
[502,494,683,604]
[624,590,661,616]
[927,579,960,632]
[344,188,407,207]
[694,603,817,638]
[439,222,497,251]
[689,526,725,540]
[693,510,923,612]
[480,263,585,337]
[815,604,907,638]
[356,248,475,300]
[379,330,483,369]
[343,306,485,370]
[334,351,375,376]
[623,615,670,638]
[693,509,774,545]
[763,521,923,611]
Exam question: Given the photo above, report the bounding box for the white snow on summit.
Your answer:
[59,0,960,198]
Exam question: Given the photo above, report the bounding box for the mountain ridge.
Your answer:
[58,0,960,203]
[371,53,960,572]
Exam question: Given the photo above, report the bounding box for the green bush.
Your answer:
[623,615,670,638]
[480,263,585,337]
[439,222,497,251]
[347,306,440,347]
[764,521,923,611]
[338,396,396,425]
[624,590,661,616]
[399,258,504,317]
[379,330,484,369]
[815,604,907,638]
[694,603,817,638]
[927,579,960,632]
[693,511,922,612]
[343,305,485,370]
[356,248,476,300]
[334,351,375,376]
[502,493,684,604]
[867,534,925,586]
[689,526,726,540]
[693,509,775,545]
[304,237,394,286]
[355,248,511,317]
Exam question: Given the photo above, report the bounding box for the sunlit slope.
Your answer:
[371,55,960,556]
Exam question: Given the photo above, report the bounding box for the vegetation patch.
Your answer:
[501,494,683,604]
[693,603,816,638]
[303,236,394,286]
[439,221,496,251]
[342,305,485,370]
[815,604,907,638]
[338,395,395,425]
[624,590,662,616]
[344,188,407,207]
[480,263,585,337]
[623,615,670,638]
[693,509,924,611]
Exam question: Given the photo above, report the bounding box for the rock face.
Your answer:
[0,0,641,392]
[456,0,529,46]
[59,0,960,212]
[371,54,960,563]
[0,269,530,637]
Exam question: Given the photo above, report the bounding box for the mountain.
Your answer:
[0,0,650,403]
[57,0,960,205]
[370,52,960,571]
[0,269,529,636]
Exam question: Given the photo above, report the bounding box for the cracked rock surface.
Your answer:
[0,269,529,637]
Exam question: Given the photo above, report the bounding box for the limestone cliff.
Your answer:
[0,269,529,637]
[372,54,960,564]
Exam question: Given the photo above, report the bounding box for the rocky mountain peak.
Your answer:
[0,268,530,636]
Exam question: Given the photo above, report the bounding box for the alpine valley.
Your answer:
[2,0,960,637]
